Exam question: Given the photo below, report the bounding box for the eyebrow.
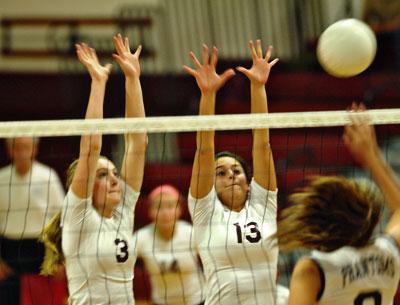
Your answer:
[96,167,116,173]
[215,164,240,170]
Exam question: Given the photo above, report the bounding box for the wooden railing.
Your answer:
[1,16,154,58]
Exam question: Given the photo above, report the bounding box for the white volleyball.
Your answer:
[317,19,377,78]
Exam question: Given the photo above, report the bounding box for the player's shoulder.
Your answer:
[135,223,154,236]
[0,164,11,178]
[294,257,321,276]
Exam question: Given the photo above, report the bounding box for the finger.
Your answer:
[265,45,273,61]
[256,39,262,58]
[90,47,99,63]
[124,36,131,53]
[81,43,92,57]
[350,101,358,111]
[189,52,202,69]
[220,69,236,84]
[75,44,86,61]
[104,63,113,74]
[113,35,125,55]
[210,46,218,67]
[269,58,279,68]
[183,65,197,77]
[134,45,142,58]
[112,53,122,63]
[202,44,209,65]
[342,132,351,148]
[249,40,257,61]
[344,124,357,142]
[236,66,250,78]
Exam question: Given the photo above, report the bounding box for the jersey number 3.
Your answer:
[115,238,129,263]
[233,222,261,243]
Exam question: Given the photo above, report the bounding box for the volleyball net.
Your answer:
[0,109,399,304]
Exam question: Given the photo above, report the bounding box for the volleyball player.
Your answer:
[134,184,205,305]
[277,106,400,305]
[41,34,147,305]
[183,40,279,305]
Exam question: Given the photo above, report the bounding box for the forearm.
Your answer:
[364,151,400,212]
[80,79,106,156]
[190,92,216,198]
[121,77,147,190]
[251,82,270,141]
[251,82,276,189]
[124,77,146,143]
[125,77,145,118]
[197,92,216,151]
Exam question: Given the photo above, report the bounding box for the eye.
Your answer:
[233,169,241,175]
[216,170,225,177]
[97,171,108,178]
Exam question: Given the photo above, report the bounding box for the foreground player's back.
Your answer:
[311,235,400,305]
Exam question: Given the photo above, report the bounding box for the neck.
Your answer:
[15,164,32,176]
[97,207,113,218]
[155,224,176,241]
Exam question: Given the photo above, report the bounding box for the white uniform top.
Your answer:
[62,183,139,305]
[276,284,289,305]
[310,235,400,305]
[188,179,278,305]
[0,161,65,239]
[134,220,205,305]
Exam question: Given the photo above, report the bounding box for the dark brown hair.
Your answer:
[277,176,383,252]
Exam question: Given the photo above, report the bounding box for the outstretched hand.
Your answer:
[183,44,235,94]
[237,40,278,85]
[343,103,379,166]
[76,43,112,81]
[112,34,142,78]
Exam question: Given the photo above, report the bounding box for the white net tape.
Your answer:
[1,109,399,137]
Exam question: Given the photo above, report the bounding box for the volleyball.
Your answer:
[317,19,377,78]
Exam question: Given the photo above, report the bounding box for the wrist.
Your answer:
[251,81,266,89]
[125,75,140,82]
[91,77,108,85]
[201,90,217,99]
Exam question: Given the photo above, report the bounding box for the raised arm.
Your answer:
[237,40,278,191]
[70,43,112,198]
[112,34,147,192]
[183,45,235,198]
[343,104,400,244]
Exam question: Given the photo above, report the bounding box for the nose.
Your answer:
[110,173,119,185]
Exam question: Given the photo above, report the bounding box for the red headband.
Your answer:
[148,184,180,203]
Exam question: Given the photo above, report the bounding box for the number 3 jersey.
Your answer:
[188,179,278,305]
[134,220,205,305]
[61,182,139,305]
[310,235,400,305]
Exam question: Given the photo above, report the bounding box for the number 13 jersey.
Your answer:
[188,179,278,305]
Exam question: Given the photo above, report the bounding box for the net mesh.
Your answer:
[0,112,399,305]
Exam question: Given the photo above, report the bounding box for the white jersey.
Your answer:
[310,235,400,305]
[134,220,205,305]
[62,182,139,305]
[188,179,278,305]
[0,161,65,239]
[276,284,289,305]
